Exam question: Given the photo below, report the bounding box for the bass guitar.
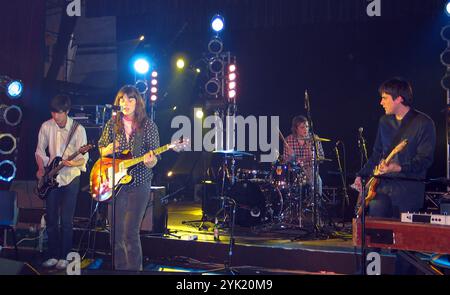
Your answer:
[36,144,94,200]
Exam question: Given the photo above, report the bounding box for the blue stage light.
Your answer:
[211,15,224,33]
[446,2,450,16]
[6,80,23,99]
[134,58,150,75]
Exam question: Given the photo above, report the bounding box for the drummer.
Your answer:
[283,115,324,194]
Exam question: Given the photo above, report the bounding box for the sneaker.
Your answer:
[55,259,69,270]
[42,258,58,268]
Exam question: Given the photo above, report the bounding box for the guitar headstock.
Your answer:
[79,144,95,154]
[170,138,190,152]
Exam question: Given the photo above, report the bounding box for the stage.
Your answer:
[1,201,398,275]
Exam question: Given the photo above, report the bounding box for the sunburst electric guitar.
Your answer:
[90,139,189,202]
[355,139,408,217]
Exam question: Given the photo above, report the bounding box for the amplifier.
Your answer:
[401,212,450,225]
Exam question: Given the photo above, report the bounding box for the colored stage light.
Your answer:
[211,15,224,33]
[195,109,204,119]
[446,2,450,16]
[134,58,150,74]
[176,58,185,70]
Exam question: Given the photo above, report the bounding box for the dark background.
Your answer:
[1,0,448,191]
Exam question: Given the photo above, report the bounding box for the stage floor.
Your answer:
[1,201,397,275]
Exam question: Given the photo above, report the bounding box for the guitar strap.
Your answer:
[384,109,418,157]
[61,119,80,159]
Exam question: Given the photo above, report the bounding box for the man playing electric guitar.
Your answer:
[35,95,89,270]
[351,78,436,274]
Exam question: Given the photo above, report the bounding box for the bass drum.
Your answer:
[228,180,283,227]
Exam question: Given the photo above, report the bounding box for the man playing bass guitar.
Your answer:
[352,78,436,274]
[35,94,89,270]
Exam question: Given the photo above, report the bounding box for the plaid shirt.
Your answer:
[283,134,324,183]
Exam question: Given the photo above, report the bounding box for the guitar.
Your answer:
[354,139,408,217]
[89,139,189,202]
[36,144,94,200]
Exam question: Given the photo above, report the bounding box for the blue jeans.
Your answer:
[45,176,80,260]
[112,183,151,271]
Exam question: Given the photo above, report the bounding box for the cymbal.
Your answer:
[314,135,331,142]
[212,149,254,157]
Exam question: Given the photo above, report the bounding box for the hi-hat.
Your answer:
[213,149,254,157]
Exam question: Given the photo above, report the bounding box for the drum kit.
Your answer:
[210,147,331,232]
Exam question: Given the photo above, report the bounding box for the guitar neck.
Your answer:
[123,144,171,168]
[48,151,81,177]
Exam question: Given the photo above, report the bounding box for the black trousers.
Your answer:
[112,183,151,271]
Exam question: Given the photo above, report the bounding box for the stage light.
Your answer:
[139,35,145,41]
[229,81,236,90]
[134,58,150,74]
[229,64,236,72]
[172,106,177,111]
[176,58,185,70]
[446,2,450,16]
[135,80,148,94]
[441,73,450,90]
[150,79,157,86]
[167,171,173,177]
[0,133,17,155]
[150,95,157,102]
[209,57,224,74]
[151,71,158,78]
[205,78,221,96]
[195,68,201,73]
[211,15,224,33]
[208,38,223,54]
[150,87,157,94]
[0,105,22,127]
[0,160,16,182]
[195,109,204,119]
[6,80,23,99]
[229,72,236,81]
[228,90,236,99]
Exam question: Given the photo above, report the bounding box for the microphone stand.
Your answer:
[110,110,118,271]
[357,130,368,275]
[334,142,349,225]
[304,90,321,236]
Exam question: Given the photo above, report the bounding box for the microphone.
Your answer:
[105,104,124,112]
[358,127,369,162]
[304,90,309,110]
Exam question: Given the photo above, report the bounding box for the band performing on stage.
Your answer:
[3,2,450,278]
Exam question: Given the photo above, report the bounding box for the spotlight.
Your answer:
[211,14,225,33]
[228,72,236,81]
[229,64,236,72]
[228,81,236,90]
[208,37,223,54]
[150,95,158,102]
[0,160,16,182]
[176,58,185,70]
[209,57,224,74]
[446,2,450,16]
[228,89,236,99]
[167,171,173,177]
[139,35,145,41]
[0,105,22,127]
[195,109,204,119]
[134,58,150,74]
[173,106,177,111]
[151,87,158,94]
[151,71,158,78]
[151,79,158,86]
[0,76,24,99]
[195,68,201,73]
[205,78,221,96]
[135,80,148,94]
[0,133,17,155]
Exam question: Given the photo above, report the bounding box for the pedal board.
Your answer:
[401,212,450,225]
